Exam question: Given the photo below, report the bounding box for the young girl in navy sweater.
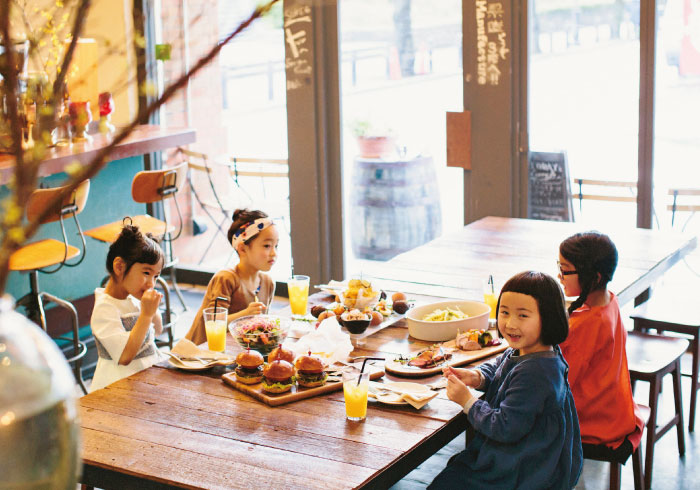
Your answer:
[430,271,583,489]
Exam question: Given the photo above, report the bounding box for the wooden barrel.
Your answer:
[351,156,442,260]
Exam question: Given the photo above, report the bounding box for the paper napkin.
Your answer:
[369,381,439,409]
[169,338,236,367]
[287,316,353,366]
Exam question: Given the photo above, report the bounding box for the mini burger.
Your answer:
[294,352,328,388]
[268,345,296,364]
[262,360,295,394]
[235,349,264,384]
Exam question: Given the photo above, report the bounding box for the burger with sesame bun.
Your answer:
[262,360,295,394]
[268,345,296,364]
[235,349,264,384]
[294,352,328,388]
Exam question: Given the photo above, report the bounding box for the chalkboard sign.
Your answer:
[527,151,573,222]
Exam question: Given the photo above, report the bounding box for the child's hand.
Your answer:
[446,374,474,408]
[242,301,266,317]
[443,366,481,388]
[140,289,162,317]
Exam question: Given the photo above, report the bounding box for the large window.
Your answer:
[653,0,700,233]
[157,0,292,280]
[529,0,641,227]
[338,0,464,276]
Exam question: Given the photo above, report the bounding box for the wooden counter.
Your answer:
[0,125,195,184]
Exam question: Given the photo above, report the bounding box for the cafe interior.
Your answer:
[2,0,700,488]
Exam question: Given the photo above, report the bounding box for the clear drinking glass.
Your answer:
[287,275,310,316]
[203,306,227,352]
[343,371,370,421]
[482,277,498,320]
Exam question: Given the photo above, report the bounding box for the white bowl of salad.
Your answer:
[406,300,490,342]
[229,315,290,356]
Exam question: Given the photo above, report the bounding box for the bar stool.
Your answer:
[84,163,188,349]
[631,300,700,432]
[9,180,91,394]
[626,331,688,489]
[581,404,648,490]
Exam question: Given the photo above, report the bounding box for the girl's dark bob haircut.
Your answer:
[497,271,569,346]
[106,222,164,278]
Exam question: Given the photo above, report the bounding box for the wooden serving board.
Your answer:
[385,340,508,378]
[221,366,384,406]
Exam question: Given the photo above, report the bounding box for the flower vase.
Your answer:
[99,114,115,135]
[69,101,92,143]
[98,92,115,136]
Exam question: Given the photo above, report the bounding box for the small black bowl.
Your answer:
[339,315,371,335]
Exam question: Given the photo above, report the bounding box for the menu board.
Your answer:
[527,151,573,222]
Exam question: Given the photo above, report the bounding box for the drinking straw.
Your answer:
[254,285,260,304]
[358,357,384,385]
[214,296,227,311]
[487,274,494,294]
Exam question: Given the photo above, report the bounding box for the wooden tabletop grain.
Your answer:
[79,217,696,489]
[80,315,468,490]
[362,216,697,306]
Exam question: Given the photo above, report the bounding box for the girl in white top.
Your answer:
[90,223,166,392]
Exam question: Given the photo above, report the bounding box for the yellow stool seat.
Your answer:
[9,239,80,271]
[84,214,174,243]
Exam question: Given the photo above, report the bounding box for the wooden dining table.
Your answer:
[362,216,697,306]
[78,216,697,489]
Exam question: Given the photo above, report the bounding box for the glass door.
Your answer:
[157,1,293,280]
[338,0,464,275]
[653,0,700,233]
[529,0,641,227]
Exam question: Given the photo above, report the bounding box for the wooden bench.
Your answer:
[572,178,637,209]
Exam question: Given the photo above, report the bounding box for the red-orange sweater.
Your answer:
[560,293,644,449]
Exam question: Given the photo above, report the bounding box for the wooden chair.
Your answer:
[582,404,648,490]
[9,180,91,394]
[84,162,189,348]
[631,300,700,432]
[626,331,688,489]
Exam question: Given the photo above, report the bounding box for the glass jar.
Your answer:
[0,295,81,488]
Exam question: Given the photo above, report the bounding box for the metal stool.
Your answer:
[631,300,700,432]
[627,331,688,489]
[9,180,91,394]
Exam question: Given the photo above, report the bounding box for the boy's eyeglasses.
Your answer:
[557,261,578,276]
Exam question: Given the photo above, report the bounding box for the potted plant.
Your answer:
[350,119,396,159]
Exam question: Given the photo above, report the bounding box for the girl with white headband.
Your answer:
[185,209,278,345]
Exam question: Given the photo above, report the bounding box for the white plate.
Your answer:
[370,382,431,405]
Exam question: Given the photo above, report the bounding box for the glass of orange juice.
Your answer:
[483,276,498,320]
[287,275,310,316]
[203,307,227,352]
[343,371,370,421]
